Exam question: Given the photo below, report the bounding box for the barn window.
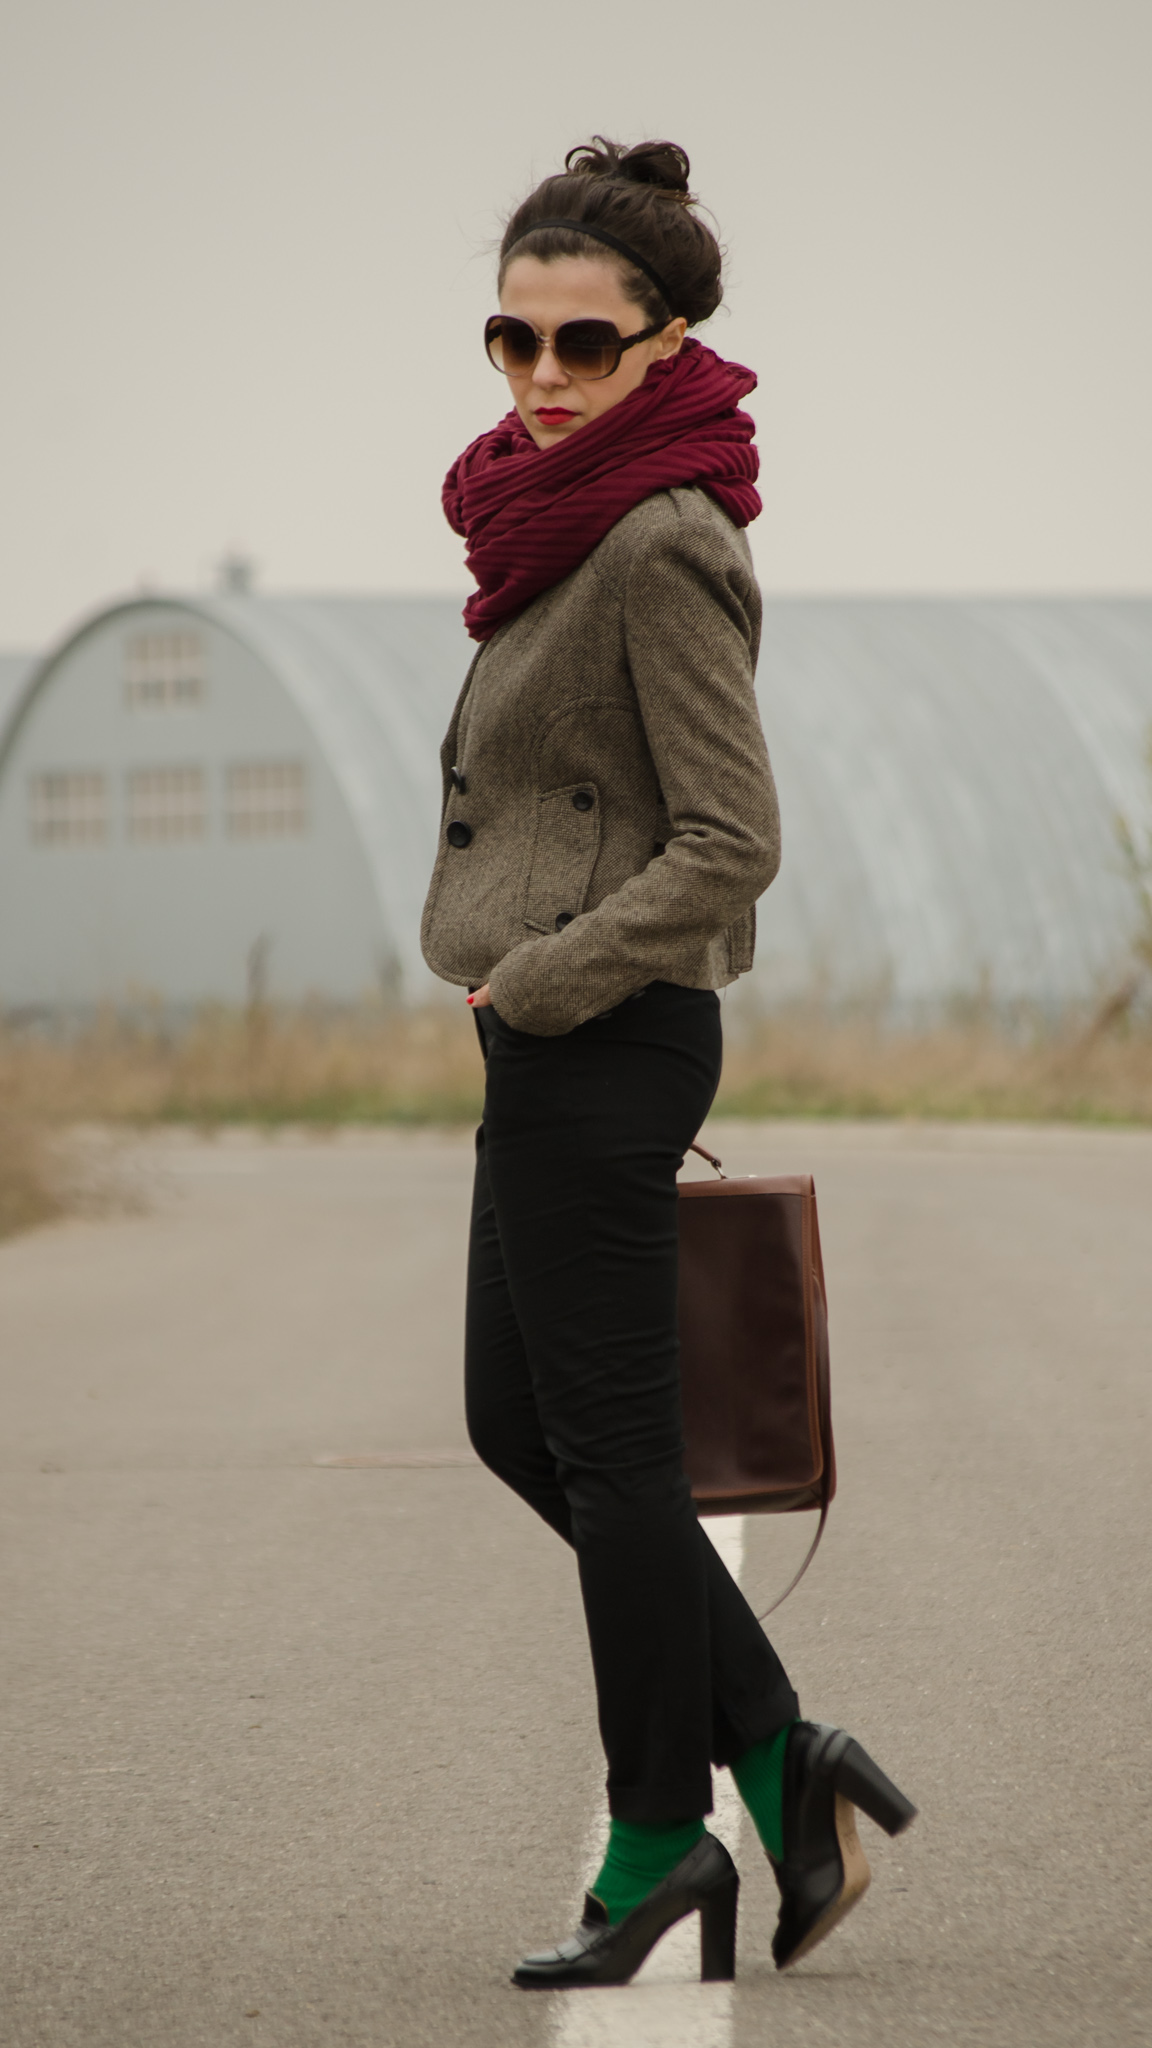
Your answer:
[124,631,205,708]
[127,766,206,841]
[29,771,108,844]
[226,761,308,838]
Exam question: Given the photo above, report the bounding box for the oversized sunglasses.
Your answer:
[484,313,665,382]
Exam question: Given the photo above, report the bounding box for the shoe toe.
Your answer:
[520,1933,590,1968]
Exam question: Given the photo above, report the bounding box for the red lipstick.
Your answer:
[535,407,576,423]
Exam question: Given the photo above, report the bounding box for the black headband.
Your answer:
[504,217,675,314]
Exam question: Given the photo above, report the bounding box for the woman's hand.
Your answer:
[467,984,493,1008]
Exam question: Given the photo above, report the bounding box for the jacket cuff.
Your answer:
[487,939,621,1037]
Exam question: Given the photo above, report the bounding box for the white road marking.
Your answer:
[550,1516,745,2048]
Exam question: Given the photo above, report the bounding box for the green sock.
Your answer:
[589,1816,706,1926]
[731,1722,795,1863]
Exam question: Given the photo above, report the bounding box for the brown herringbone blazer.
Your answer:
[420,487,780,1036]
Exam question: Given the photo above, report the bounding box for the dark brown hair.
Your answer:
[498,137,723,328]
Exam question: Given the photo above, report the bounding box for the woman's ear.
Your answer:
[659,317,689,358]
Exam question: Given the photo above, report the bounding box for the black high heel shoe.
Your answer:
[770,1721,917,1970]
[512,1831,739,1989]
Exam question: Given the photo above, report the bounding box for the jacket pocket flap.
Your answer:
[523,785,602,935]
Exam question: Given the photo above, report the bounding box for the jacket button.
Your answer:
[555,912,575,930]
[571,790,594,812]
[446,820,472,849]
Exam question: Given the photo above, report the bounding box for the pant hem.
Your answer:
[712,1682,801,1771]
[607,1784,715,1825]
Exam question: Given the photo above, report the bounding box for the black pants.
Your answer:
[465,983,798,1823]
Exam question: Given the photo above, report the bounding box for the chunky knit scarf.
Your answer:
[443,339,760,643]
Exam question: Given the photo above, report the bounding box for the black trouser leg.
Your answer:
[464,985,799,1822]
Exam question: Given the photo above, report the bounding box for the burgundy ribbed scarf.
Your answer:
[443,340,761,643]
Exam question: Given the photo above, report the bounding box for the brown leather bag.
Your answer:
[678,1143,835,1614]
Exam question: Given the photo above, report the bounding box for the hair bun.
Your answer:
[508,137,722,328]
[565,136,694,204]
[619,141,691,197]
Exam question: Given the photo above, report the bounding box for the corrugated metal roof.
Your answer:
[755,599,1152,1013]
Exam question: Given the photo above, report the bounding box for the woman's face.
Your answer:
[498,255,687,450]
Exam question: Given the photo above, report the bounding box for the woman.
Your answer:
[422,136,915,1989]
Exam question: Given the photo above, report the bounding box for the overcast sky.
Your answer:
[1,0,1149,648]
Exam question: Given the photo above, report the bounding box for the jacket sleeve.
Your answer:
[487,512,780,1035]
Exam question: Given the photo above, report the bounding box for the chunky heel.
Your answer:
[514,1831,738,1989]
[698,1873,739,1981]
[833,1740,917,1837]
[768,1722,917,1971]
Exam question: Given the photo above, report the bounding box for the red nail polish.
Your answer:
[466,995,474,1005]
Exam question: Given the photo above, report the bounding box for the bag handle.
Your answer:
[687,1141,726,1178]
[684,1138,832,1618]
[755,1494,830,1619]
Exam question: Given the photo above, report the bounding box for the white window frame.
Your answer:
[124,630,205,709]
[226,760,308,839]
[126,765,207,843]
[28,770,109,845]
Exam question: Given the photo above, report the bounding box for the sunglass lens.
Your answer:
[554,321,620,379]
[485,316,538,374]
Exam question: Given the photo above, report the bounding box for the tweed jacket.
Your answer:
[420,486,780,1036]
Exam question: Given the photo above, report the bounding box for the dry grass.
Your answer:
[2,996,1151,1241]
[0,1003,487,1135]
[0,1113,64,1240]
[1,998,1151,1147]
[718,1008,1152,1122]
[0,998,1149,1243]
[0,1004,488,1241]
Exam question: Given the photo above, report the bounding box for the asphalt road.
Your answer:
[1,1119,1149,2048]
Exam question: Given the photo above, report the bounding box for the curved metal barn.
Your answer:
[755,599,1152,1016]
[0,595,469,1009]
[0,592,1149,1015]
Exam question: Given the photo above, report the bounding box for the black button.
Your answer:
[555,912,575,930]
[446,820,472,849]
[572,790,594,812]
[450,766,467,794]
